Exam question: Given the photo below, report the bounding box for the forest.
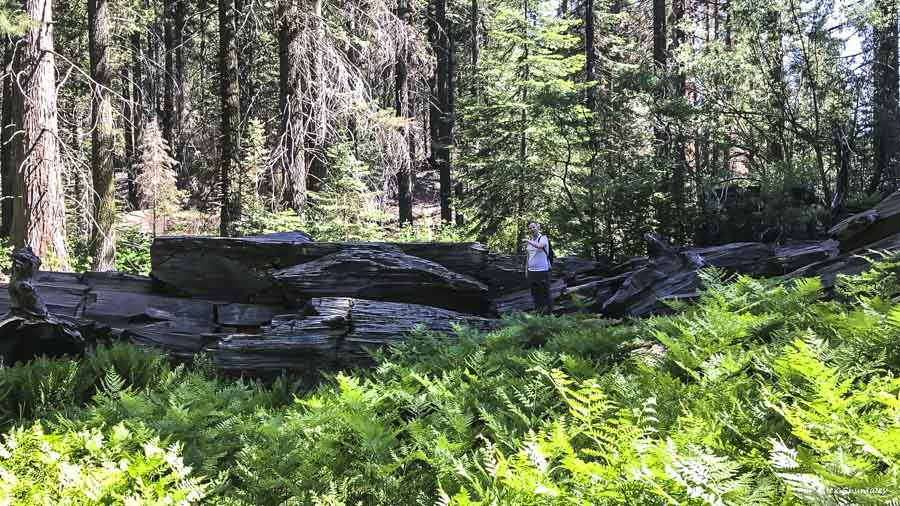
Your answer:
[0,0,894,265]
[0,0,899,504]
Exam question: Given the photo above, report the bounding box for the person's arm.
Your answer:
[538,235,549,253]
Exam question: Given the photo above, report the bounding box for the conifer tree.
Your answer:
[135,121,180,237]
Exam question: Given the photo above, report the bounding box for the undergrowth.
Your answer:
[2,257,900,504]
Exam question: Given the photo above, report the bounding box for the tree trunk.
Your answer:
[652,0,668,232]
[236,0,255,123]
[584,0,597,107]
[89,0,116,271]
[723,0,732,47]
[670,0,688,240]
[277,0,306,215]
[470,0,478,70]
[303,0,325,194]
[395,0,414,226]
[146,0,161,123]
[1,38,15,237]
[652,0,666,69]
[127,31,143,209]
[11,0,69,269]
[175,0,186,141]
[219,0,240,236]
[515,0,529,254]
[765,10,786,170]
[432,0,454,223]
[831,125,852,222]
[163,0,175,146]
[870,0,900,193]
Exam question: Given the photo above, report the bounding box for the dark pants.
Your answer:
[528,270,552,314]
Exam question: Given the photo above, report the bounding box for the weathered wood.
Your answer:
[0,313,91,364]
[215,303,288,327]
[553,256,610,282]
[775,240,839,273]
[0,248,96,364]
[686,242,777,276]
[3,222,887,374]
[124,320,222,358]
[204,297,503,373]
[153,236,541,301]
[555,272,631,314]
[392,241,488,276]
[600,251,703,317]
[151,235,342,302]
[491,280,567,314]
[610,256,649,276]
[243,230,313,243]
[785,232,900,288]
[829,189,900,252]
[271,245,489,313]
[152,236,500,304]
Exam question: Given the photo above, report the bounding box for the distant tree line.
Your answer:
[0,0,894,267]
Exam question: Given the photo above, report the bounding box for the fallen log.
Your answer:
[271,245,489,313]
[0,248,92,364]
[204,297,503,374]
[600,235,704,317]
[152,236,526,308]
[151,235,343,303]
[829,189,900,252]
[784,232,900,288]
[491,279,567,314]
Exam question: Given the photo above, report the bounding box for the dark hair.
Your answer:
[527,220,539,227]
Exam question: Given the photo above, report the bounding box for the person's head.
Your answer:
[527,220,541,236]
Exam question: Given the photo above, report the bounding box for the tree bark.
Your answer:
[432,0,454,223]
[515,0,529,254]
[585,0,597,107]
[163,0,187,180]
[303,0,325,194]
[1,38,15,237]
[470,0,478,70]
[870,0,900,193]
[831,125,852,222]
[11,0,69,269]
[765,9,786,169]
[175,0,186,143]
[652,0,666,69]
[126,31,143,209]
[652,0,668,234]
[395,0,414,226]
[236,0,255,122]
[219,0,241,236]
[163,0,175,146]
[670,0,688,240]
[89,0,116,270]
[277,0,306,215]
[146,0,161,123]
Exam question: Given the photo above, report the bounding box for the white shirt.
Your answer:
[526,234,550,272]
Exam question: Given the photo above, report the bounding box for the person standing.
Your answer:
[523,220,552,314]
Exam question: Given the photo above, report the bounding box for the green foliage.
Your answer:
[0,344,170,425]
[114,226,153,276]
[66,225,152,275]
[306,144,390,242]
[135,121,183,237]
[0,236,13,279]
[390,219,475,243]
[0,1,30,35]
[3,259,900,503]
[0,422,207,505]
